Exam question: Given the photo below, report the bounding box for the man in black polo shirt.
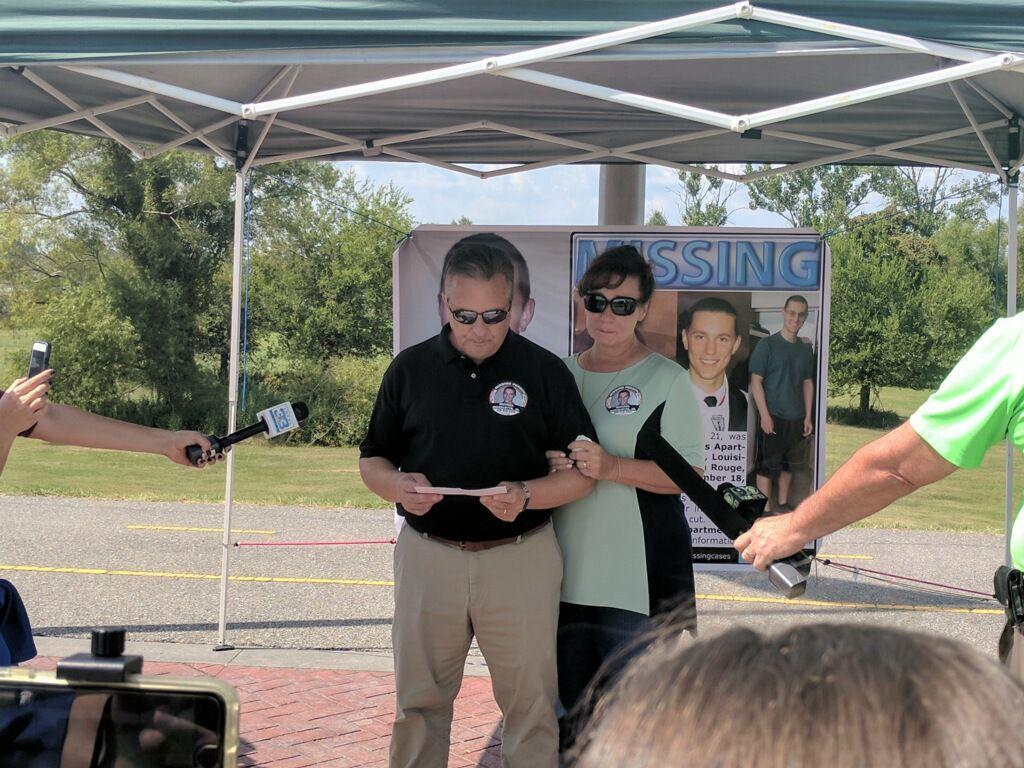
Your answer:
[360,241,595,768]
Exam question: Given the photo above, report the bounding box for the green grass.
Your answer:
[826,387,1023,533]
[0,439,388,509]
[823,422,1021,534]
[827,386,931,419]
[1,387,1020,531]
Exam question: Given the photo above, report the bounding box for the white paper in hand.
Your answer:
[414,485,507,497]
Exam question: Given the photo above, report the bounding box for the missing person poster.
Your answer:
[394,226,829,569]
[572,233,826,566]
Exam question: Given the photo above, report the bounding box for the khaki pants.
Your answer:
[390,523,562,768]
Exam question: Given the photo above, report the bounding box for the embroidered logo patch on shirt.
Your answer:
[490,381,528,416]
[606,385,641,415]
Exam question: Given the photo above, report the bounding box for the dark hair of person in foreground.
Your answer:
[570,622,1024,768]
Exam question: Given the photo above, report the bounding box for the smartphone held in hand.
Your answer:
[28,340,51,379]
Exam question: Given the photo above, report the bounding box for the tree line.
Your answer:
[1,133,1019,443]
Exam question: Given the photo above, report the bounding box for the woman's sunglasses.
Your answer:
[447,299,510,325]
[582,292,640,316]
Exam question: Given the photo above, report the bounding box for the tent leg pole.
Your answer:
[598,164,646,225]
[1006,179,1019,568]
[216,170,247,649]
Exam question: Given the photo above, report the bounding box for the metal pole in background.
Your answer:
[1006,174,1019,567]
[216,161,248,650]
[598,164,646,225]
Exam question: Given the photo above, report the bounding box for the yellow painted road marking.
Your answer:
[695,592,1001,615]
[0,565,391,587]
[818,553,874,560]
[128,525,277,535]
[0,569,995,618]
[0,564,1000,615]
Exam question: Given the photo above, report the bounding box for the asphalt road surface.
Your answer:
[0,496,1006,659]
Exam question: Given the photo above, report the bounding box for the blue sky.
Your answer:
[340,161,792,228]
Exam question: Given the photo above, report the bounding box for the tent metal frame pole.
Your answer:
[762,127,1000,175]
[250,141,364,167]
[2,94,153,138]
[31,4,1023,191]
[1007,177,1019,567]
[241,67,302,174]
[216,169,246,650]
[740,54,1020,132]
[242,3,742,117]
[480,129,729,179]
[749,7,991,63]
[378,147,484,177]
[59,64,242,114]
[144,115,238,158]
[745,121,1007,181]
[498,67,735,129]
[146,100,233,162]
[949,82,1007,181]
[238,1,994,119]
[20,68,145,157]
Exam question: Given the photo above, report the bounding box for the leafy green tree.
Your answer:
[0,134,233,413]
[674,166,736,226]
[828,211,992,413]
[744,165,884,234]
[38,283,141,412]
[871,167,999,235]
[250,169,413,358]
[0,133,413,433]
[645,209,668,226]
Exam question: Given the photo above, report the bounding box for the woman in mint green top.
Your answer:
[549,245,704,721]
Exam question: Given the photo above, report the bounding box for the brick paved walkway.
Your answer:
[27,657,503,767]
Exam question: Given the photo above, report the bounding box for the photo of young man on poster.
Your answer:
[676,294,756,562]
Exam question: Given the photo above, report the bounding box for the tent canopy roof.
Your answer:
[3,1,1023,61]
[1,1,1022,177]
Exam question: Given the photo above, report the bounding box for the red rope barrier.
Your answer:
[235,539,397,547]
[820,558,994,599]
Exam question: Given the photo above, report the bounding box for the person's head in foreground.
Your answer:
[571,622,1024,768]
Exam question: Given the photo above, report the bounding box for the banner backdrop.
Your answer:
[394,226,829,569]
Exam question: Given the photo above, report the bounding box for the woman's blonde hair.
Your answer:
[572,622,1024,768]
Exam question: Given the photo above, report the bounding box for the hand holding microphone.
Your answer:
[186,402,309,467]
[636,425,812,599]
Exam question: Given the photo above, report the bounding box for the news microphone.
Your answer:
[636,424,812,599]
[186,402,310,467]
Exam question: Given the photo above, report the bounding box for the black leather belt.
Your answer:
[420,520,550,552]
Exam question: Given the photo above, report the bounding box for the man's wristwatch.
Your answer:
[513,481,531,513]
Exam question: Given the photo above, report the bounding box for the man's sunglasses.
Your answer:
[582,293,640,316]
[447,299,511,325]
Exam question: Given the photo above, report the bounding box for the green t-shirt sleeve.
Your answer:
[909,317,1024,469]
[661,371,704,468]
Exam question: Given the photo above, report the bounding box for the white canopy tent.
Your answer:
[1,1,1021,646]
